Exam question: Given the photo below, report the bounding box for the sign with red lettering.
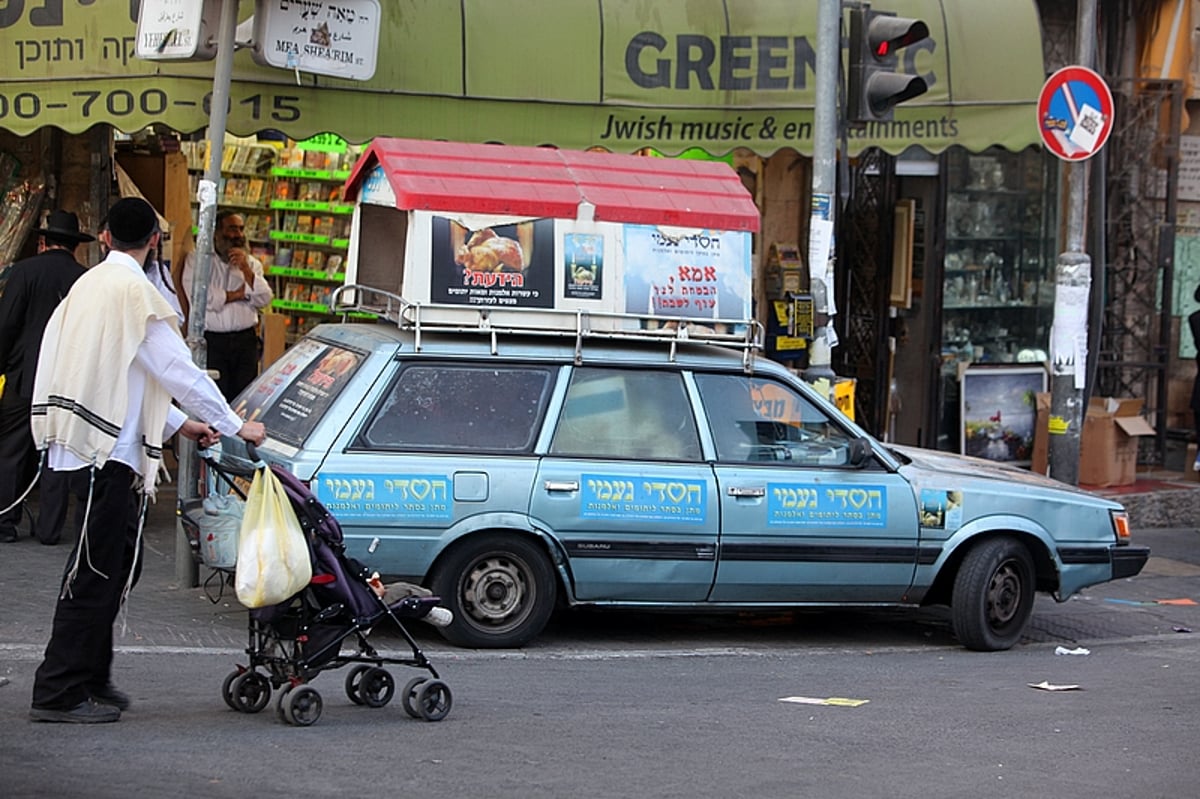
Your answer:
[622,224,752,323]
[429,216,555,308]
[1037,66,1114,161]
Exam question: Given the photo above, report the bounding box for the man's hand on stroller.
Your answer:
[236,421,266,446]
[179,419,221,446]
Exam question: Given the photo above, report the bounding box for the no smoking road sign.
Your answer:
[1037,66,1114,161]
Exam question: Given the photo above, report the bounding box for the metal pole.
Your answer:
[176,0,240,586]
[803,0,841,383]
[1046,0,1097,486]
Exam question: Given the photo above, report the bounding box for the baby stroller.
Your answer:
[180,444,453,727]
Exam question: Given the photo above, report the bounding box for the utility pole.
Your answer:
[803,0,841,384]
[1046,0,1097,486]
[175,0,240,586]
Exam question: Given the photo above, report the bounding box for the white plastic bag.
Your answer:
[198,493,243,570]
[234,467,312,608]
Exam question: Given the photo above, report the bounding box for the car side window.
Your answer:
[694,372,853,466]
[550,368,702,461]
[357,364,553,452]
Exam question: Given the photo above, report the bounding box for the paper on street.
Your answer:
[779,696,870,707]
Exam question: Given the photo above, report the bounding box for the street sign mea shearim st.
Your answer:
[1037,66,1114,161]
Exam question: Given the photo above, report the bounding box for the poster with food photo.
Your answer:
[429,216,554,308]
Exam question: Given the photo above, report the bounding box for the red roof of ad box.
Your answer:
[343,138,760,232]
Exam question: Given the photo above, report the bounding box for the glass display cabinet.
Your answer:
[936,147,1058,452]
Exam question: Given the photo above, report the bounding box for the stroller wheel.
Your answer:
[358,667,395,709]
[230,672,271,714]
[221,669,245,711]
[275,685,293,723]
[283,685,323,726]
[344,665,372,705]
[415,679,452,722]
[401,677,427,718]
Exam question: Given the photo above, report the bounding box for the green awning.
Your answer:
[0,0,1044,156]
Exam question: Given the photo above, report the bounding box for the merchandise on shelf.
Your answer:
[185,138,361,348]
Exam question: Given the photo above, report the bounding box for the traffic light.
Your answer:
[847,4,931,122]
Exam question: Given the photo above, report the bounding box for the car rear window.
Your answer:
[233,338,368,447]
[356,363,554,452]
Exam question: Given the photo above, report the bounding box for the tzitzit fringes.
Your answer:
[0,449,43,517]
[61,466,106,600]
[117,492,149,636]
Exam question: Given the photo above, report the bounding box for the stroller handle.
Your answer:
[198,428,264,470]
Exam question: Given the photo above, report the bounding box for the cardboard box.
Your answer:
[1031,392,1051,475]
[1078,397,1156,487]
[1186,443,1200,483]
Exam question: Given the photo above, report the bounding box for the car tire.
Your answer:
[430,533,556,648]
[951,536,1035,651]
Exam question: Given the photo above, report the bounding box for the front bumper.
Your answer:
[1111,545,1150,580]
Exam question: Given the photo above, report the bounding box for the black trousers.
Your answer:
[205,327,259,401]
[35,467,89,545]
[31,462,143,711]
[0,390,37,537]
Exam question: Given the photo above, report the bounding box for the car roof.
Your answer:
[307,320,784,373]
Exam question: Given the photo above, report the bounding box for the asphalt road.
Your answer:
[0,508,1197,798]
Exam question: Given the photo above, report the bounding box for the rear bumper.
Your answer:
[1111,546,1150,580]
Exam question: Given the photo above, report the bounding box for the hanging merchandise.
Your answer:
[0,151,46,279]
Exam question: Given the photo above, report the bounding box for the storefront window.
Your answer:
[937,147,1058,453]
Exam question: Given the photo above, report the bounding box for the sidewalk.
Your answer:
[2,480,249,653]
[1089,467,1200,529]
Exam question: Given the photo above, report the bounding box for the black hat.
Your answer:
[34,210,95,244]
[105,197,159,243]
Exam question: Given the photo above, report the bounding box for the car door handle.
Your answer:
[544,480,580,492]
[727,486,765,498]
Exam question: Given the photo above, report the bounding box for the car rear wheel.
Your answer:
[430,533,556,648]
[951,536,1035,651]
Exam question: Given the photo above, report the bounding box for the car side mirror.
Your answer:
[847,438,872,468]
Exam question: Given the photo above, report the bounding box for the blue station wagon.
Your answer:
[209,290,1149,651]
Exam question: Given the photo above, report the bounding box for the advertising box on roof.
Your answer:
[339,138,759,333]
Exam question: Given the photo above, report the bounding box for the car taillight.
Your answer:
[1111,510,1132,543]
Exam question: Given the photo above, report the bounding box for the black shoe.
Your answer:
[30,699,121,724]
[91,685,131,711]
[1,531,18,544]
[38,537,59,546]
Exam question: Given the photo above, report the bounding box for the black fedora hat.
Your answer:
[34,210,95,244]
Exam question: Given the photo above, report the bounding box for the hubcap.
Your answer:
[463,555,530,626]
[986,561,1023,626]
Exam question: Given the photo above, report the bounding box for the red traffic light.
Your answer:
[847,5,931,122]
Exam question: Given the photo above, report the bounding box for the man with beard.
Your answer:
[181,210,273,400]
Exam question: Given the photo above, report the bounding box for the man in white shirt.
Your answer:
[29,197,266,724]
[181,210,273,400]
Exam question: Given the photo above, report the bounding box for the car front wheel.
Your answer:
[951,536,1035,651]
[430,533,556,648]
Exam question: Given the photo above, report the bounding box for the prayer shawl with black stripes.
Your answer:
[31,257,178,496]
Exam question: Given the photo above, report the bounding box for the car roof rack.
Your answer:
[330,283,763,370]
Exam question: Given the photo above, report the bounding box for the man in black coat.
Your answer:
[0,211,93,543]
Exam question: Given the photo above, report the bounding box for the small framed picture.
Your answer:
[960,365,1047,464]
